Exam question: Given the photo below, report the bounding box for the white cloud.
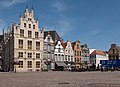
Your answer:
[0,0,25,8]
[50,1,66,12]
[90,29,100,36]
[43,15,73,37]
[57,20,72,36]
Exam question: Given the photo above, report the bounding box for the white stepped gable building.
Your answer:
[63,40,74,62]
[3,7,44,72]
[62,40,74,70]
[54,40,64,62]
[43,32,55,70]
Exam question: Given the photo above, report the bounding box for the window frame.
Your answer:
[28,41,32,49]
[19,52,23,58]
[28,30,32,38]
[27,61,32,68]
[36,61,40,68]
[19,61,23,68]
[20,29,24,37]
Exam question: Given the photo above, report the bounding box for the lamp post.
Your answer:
[0,56,1,70]
[47,58,51,71]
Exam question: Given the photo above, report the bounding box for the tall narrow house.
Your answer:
[62,40,74,70]
[43,32,55,71]
[72,40,82,69]
[3,7,44,72]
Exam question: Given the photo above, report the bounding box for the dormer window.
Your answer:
[28,18,31,21]
[77,44,79,49]
[47,37,50,41]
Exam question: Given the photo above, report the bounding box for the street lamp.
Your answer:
[47,58,51,71]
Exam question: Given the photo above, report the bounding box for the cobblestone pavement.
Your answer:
[0,71,120,87]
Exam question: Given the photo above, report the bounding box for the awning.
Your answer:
[56,61,66,66]
[65,61,75,65]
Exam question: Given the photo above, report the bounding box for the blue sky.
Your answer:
[0,0,120,51]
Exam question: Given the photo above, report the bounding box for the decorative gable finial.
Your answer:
[32,5,34,10]
[26,0,28,9]
[20,13,22,17]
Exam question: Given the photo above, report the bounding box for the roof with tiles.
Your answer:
[61,42,67,49]
[91,50,107,56]
[72,40,80,50]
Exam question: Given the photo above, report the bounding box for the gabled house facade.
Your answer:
[54,40,65,70]
[3,7,44,72]
[81,44,90,65]
[72,40,82,69]
[108,44,120,60]
[62,40,74,70]
[43,32,55,71]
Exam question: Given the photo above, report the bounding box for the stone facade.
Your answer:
[43,32,55,70]
[108,44,120,60]
[3,7,44,72]
[81,44,90,65]
[72,40,82,68]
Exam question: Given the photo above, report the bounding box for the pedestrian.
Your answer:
[111,66,114,72]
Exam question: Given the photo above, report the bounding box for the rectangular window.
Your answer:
[35,32,39,38]
[77,44,79,49]
[36,42,40,50]
[0,45,2,50]
[24,23,26,27]
[33,25,35,29]
[28,53,32,58]
[29,24,31,28]
[28,31,32,38]
[80,51,81,56]
[36,53,40,58]
[20,29,24,37]
[65,55,67,61]
[19,61,23,68]
[77,51,79,56]
[75,51,76,56]
[75,58,76,62]
[71,57,73,62]
[77,58,79,62]
[36,61,40,68]
[47,45,51,52]
[68,56,70,61]
[19,39,23,48]
[58,48,61,52]
[27,61,32,68]
[19,52,23,58]
[28,41,32,49]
